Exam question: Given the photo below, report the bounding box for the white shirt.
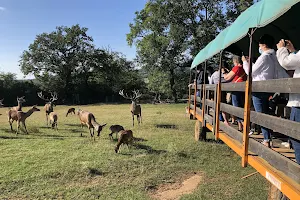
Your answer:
[277,47,300,107]
[243,49,276,81]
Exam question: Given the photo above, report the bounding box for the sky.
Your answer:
[0,0,147,79]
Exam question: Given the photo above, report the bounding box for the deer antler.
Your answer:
[37,91,51,102]
[17,96,26,102]
[50,92,58,102]
[132,90,142,100]
[119,90,133,100]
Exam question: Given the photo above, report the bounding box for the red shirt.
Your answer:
[232,65,246,83]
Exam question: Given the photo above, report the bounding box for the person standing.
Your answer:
[224,56,246,131]
[277,39,300,164]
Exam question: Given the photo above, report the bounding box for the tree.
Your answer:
[127,0,228,102]
[19,24,94,103]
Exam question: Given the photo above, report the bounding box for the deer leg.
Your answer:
[109,132,113,140]
[132,114,134,126]
[16,121,20,134]
[46,114,48,126]
[23,122,29,134]
[9,119,13,132]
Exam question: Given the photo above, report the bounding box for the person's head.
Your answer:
[258,34,275,53]
[196,66,203,73]
[232,55,242,66]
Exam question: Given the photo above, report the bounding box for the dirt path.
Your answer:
[151,173,203,200]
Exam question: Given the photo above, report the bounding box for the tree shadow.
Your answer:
[155,124,178,129]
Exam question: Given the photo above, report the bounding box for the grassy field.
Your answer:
[0,104,268,199]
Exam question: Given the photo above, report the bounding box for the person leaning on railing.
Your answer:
[242,34,284,147]
[224,55,247,132]
[276,39,300,164]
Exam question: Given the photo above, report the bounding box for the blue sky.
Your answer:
[0,0,147,79]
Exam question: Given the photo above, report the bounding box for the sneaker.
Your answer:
[281,142,290,148]
[261,141,270,148]
[249,129,254,136]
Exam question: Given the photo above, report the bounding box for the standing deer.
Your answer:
[109,125,124,140]
[77,109,107,140]
[7,106,40,134]
[66,108,75,117]
[119,90,142,126]
[49,112,58,130]
[37,92,58,126]
[115,130,134,153]
[12,97,26,111]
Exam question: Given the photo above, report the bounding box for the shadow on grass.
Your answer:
[65,123,82,127]
[88,168,104,177]
[109,137,148,143]
[155,124,178,129]
[133,143,167,155]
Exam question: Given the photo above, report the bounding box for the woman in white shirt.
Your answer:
[242,34,276,147]
[277,39,300,164]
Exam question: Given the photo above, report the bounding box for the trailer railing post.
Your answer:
[242,28,255,167]
[215,51,223,140]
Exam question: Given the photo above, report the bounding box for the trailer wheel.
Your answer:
[267,183,288,200]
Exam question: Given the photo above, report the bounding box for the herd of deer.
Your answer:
[1,90,143,153]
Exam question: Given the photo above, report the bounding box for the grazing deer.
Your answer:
[37,92,58,126]
[7,106,40,134]
[119,90,142,126]
[115,130,134,153]
[49,112,58,130]
[66,107,75,117]
[12,97,26,111]
[109,125,124,140]
[77,109,107,140]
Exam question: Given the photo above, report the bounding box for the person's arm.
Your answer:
[224,71,235,81]
[242,56,264,76]
[277,48,300,70]
[276,39,300,70]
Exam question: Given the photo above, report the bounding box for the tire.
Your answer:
[195,121,206,141]
[267,183,288,200]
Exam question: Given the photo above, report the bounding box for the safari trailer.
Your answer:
[187,0,300,199]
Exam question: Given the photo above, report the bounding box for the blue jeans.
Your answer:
[290,107,300,164]
[232,92,244,122]
[252,93,271,141]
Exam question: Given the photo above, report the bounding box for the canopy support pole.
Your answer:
[242,28,255,168]
[215,51,223,140]
[188,70,192,116]
[200,61,207,140]
[193,68,197,119]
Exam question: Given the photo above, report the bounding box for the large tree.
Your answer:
[19,24,94,102]
[127,0,255,101]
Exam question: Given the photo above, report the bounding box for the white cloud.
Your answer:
[0,7,6,11]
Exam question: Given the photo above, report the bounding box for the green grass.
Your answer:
[0,104,268,199]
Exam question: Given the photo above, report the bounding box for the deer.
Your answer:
[77,109,107,140]
[49,112,58,130]
[7,106,40,134]
[119,90,142,126]
[115,130,134,153]
[109,125,124,140]
[12,97,26,111]
[37,91,58,126]
[66,108,76,117]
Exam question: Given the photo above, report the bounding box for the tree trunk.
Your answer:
[169,68,177,103]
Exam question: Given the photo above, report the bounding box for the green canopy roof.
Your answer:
[191,0,300,69]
